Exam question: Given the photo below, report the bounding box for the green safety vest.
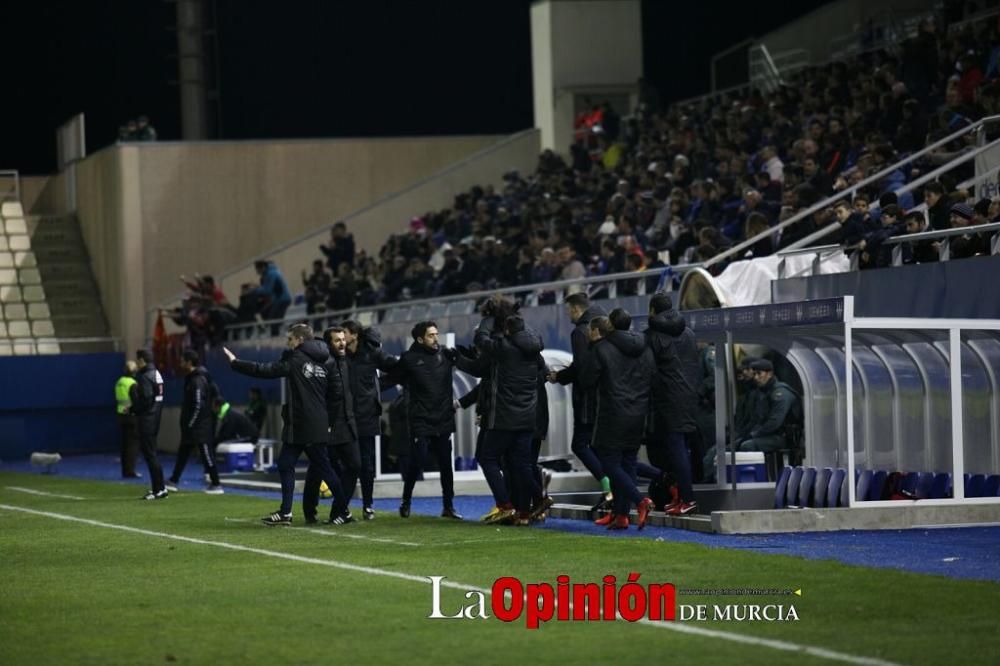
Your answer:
[115,376,137,415]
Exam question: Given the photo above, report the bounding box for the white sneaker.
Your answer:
[164,483,179,492]
[204,485,224,495]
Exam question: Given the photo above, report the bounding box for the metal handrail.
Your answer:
[775,243,844,280]
[223,263,702,340]
[883,221,1000,245]
[775,243,842,257]
[712,114,1000,264]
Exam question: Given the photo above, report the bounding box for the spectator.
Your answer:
[320,222,356,273]
[251,260,292,322]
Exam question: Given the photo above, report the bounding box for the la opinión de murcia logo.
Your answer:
[428,575,800,628]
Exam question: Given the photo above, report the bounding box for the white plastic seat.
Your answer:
[0,321,6,337]
[0,286,22,302]
[36,339,61,355]
[0,252,12,268]
[8,235,29,251]
[0,236,7,251]
[1,201,24,217]
[0,269,17,285]
[12,339,35,355]
[14,251,36,268]
[18,268,40,284]
[31,320,55,336]
[5,218,27,235]
[0,341,12,355]
[21,285,44,302]
[4,303,27,320]
[27,303,50,319]
[8,321,31,337]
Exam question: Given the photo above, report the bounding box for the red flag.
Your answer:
[153,312,168,372]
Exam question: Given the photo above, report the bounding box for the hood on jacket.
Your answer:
[606,330,647,357]
[577,304,607,327]
[187,365,209,379]
[648,309,686,336]
[509,329,544,355]
[298,339,330,364]
[408,341,439,355]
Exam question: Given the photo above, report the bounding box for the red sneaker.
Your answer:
[667,501,698,516]
[594,512,616,526]
[607,515,630,530]
[637,497,654,530]
[664,484,681,512]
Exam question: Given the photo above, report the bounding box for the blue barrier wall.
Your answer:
[0,353,124,460]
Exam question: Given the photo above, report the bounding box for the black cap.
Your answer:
[750,358,774,372]
[739,356,758,369]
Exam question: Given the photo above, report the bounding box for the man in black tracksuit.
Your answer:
[550,292,611,505]
[579,310,655,530]
[213,399,260,445]
[130,349,167,500]
[302,326,361,524]
[224,323,346,526]
[645,293,700,515]
[472,309,546,525]
[342,320,398,520]
[167,350,223,494]
[381,320,463,519]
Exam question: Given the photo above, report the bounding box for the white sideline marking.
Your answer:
[1,504,900,666]
[6,486,84,500]
[225,516,421,546]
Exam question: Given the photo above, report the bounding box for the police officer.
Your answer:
[130,349,167,500]
[738,359,800,453]
[548,292,612,508]
[579,310,655,530]
[223,323,346,526]
[302,326,361,524]
[341,320,398,520]
[213,398,259,446]
[166,349,224,494]
[381,321,463,519]
[114,360,141,478]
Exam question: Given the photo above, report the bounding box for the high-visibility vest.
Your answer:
[115,376,137,415]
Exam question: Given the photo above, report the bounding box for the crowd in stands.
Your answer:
[117,115,158,142]
[289,12,1000,314]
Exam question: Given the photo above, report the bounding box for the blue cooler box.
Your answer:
[725,451,768,483]
[216,443,255,473]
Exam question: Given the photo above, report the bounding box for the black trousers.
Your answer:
[402,434,454,508]
[571,423,603,481]
[595,446,643,516]
[303,440,361,519]
[169,434,220,486]
[478,429,533,512]
[138,430,165,493]
[276,442,342,516]
[118,414,139,476]
[358,435,377,507]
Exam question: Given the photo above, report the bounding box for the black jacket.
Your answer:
[457,364,550,441]
[555,304,607,425]
[347,327,398,437]
[215,404,260,444]
[130,364,164,436]
[383,342,456,437]
[580,329,654,449]
[750,377,800,439]
[645,309,699,433]
[325,352,357,444]
[473,318,545,432]
[180,366,215,442]
[230,340,330,444]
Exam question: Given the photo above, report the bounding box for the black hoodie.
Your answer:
[130,363,164,436]
[580,329,654,449]
[473,318,546,432]
[180,365,216,442]
[230,339,330,444]
[555,304,607,425]
[347,327,399,438]
[383,341,457,437]
[645,309,700,433]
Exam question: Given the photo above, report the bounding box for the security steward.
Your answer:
[130,349,167,500]
[115,360,141,478]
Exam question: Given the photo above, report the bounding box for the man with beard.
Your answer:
[581,310,655,530]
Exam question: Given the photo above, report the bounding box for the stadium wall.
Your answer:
[0,353,123,460]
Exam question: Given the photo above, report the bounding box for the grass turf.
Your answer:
[1,471,998,666]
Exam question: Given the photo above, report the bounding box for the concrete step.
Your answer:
[40,279,101,300]
[50,313,109,337]
[549,502,715,533]
[37,262,95,282]
[31,244,88,263]
[45,294,104,318]
[29,225,83,248]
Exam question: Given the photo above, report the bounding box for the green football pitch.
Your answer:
[1,471,997,666]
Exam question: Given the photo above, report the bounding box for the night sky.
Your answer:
[2,0,829,174]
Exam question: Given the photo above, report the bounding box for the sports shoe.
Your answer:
[513,512,531,527]
[142,489,168,500]
[399,501,411,518]
[590,492,613,513]
[480,506,502,522]
[440,507,464,520]
[303,515,318,525]
[483,507,516,525]
[607,515,630,530]
[593,512,615,526]
[262,511,292,526]
[204,485,224,495]
[325,512,355,526]
[541,468,553,495]
[530,495,555,522]
[667,501,698,516]
[637,497,654,530]
[164,482,179,492]
[663,484,681,512]
[363,507,375,521]
[122,472,142,479]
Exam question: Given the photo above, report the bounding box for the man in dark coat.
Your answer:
[167,349,223,494]
[550,292,612,507]
[739,359,800,453]
[579,310,655,530]
[213,399,259,445]
[302,326,362,524]
[381,321,464,519]
[130,349,167,500]
[645,293,700,515]
[224,323,346,526]
[342,320,398,520]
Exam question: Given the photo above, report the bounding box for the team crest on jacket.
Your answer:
[302,363,327,379]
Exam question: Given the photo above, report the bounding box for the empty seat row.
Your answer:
[0,285,46,303]
[1,201,24,218]
[0,267,40,286]
[776,467,1000,508]
[0,235,31,252]
[0,251,35,268]
[2,218,27,235]
[0,320,55,337]
[0,338,61,355]
[3,303,49,320]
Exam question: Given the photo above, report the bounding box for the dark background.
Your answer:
[1,0,829,174]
